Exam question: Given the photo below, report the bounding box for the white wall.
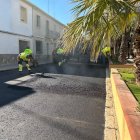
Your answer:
[0,0,64,59]
[11,0,33,36]
[33,7,65,37]
[0,0,32,36]
[0,32,32,54]
[0,0,12,32]
[32,8,56,37]
[32,7,65,57]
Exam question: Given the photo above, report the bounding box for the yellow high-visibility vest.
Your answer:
[56,48,64,55]
[102,47,110,56]
[19,52,28,61]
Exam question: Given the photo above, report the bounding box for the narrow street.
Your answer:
[0,63,106,140]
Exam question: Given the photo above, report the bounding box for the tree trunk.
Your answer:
[110,38,115,56]
[119,32,128,64]
[134,23,140,86]
[115,37,122,58]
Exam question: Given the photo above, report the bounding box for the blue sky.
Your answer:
[28,0,75,25]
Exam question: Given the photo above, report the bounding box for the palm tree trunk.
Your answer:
[110,38,115,56]
[115,37,122,58]
[119,31,128,64]
[134,22,140,86]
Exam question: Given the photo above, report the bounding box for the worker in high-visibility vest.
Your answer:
[56,48,64,55]
[56,48,66,66]
[17,49,33,73]
[52,47,68,66]
[101,46,111,64]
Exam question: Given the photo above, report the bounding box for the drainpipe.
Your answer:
[32,6,35,59]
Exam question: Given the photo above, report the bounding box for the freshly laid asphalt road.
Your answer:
[0,63,106,140]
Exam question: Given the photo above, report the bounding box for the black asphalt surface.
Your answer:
[0,63,106,140]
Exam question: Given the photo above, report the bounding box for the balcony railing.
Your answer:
[46,30,60,39]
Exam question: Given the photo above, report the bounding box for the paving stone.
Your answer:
[105,100,113,108]
[104,78,120,140]
[105,115,115,128]
[104,128,116,140]
[105,108,115,116]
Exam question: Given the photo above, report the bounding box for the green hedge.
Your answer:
[118,68,140,104]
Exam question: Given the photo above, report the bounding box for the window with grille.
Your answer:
[36,15,41,27]
[46,20,49,35]
[19,40,30,53]
[54,25,56,31]
[36,41,42,54]
[46,43,49,55]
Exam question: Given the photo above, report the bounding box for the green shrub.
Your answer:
[118,68,140,109]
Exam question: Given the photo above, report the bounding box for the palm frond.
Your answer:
[61,0,138,60]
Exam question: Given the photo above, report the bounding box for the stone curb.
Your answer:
[111,68,140,140]
[104,68,120,140]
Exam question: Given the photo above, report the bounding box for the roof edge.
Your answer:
[21,0,66,27]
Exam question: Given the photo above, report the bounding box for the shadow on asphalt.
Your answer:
[0,69,35,107]
[13,104,103,140]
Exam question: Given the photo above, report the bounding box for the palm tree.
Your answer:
[115,36,122,59]
[118,28,131,64]
[61,0,140,85]
[110,36,122,62]
[62,0,137,60]
[128,1,140,85]
[134,19,140,85]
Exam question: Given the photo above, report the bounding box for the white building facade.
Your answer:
[0,0,65,66]
[32,2,64,63]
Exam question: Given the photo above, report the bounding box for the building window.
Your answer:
[36,41,42,54]
[20,6,27,23]
[36,15,41,27]
[46,20,49,35]
[19,40,30,53]
[54,25,56,31]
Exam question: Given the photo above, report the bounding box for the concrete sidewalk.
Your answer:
[0,64,17,71]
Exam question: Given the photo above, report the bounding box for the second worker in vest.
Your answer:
[101,46,111,64]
